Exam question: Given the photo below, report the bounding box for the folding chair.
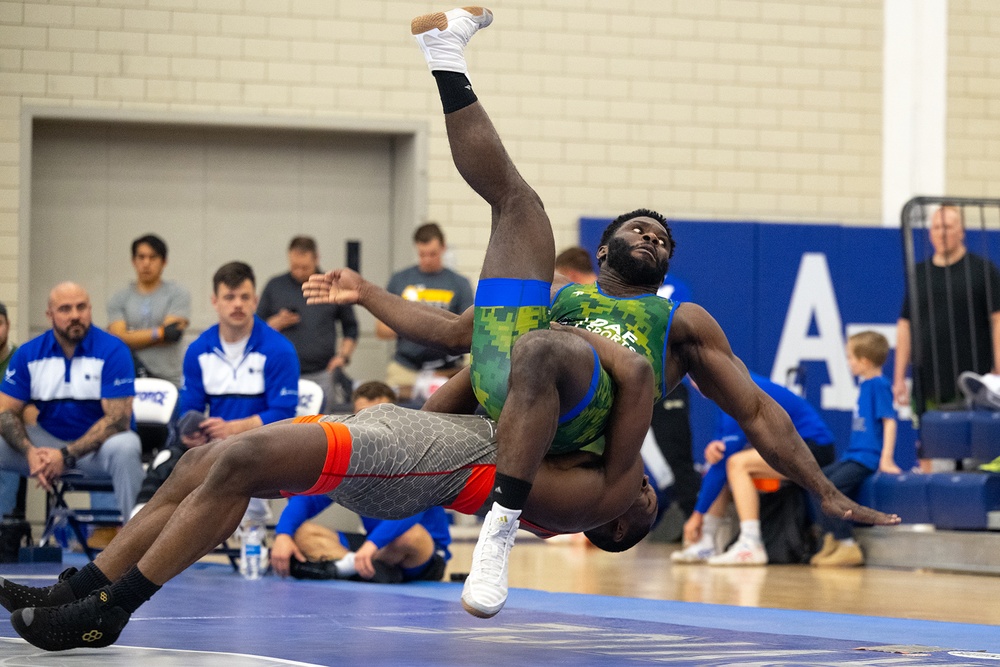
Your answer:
[38,472,121,561]
[133,377,179,463]
[297,378,325,417]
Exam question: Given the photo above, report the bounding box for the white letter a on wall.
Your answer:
[771,253,856,411]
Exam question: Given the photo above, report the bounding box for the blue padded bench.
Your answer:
[920,410,974,459]
[859,473,933,525]
[928,473,1000,530]
[970,411,1000,462]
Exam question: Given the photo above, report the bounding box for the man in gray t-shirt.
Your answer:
[107,234,191,386]
[377,223,474,400]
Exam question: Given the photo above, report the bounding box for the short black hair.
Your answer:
[212,261,255,293]
[413,222,445,245]
[583,518,651,553]
[132,234,168,260]
[597,208,675,265]
[352,381,397,404]
[0,302,7,320]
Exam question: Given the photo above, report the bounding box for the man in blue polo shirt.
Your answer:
[0,283,143,519]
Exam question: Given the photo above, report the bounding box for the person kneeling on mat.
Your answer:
[270,496,450,584]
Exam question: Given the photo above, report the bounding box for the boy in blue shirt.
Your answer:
[811,331,900,567]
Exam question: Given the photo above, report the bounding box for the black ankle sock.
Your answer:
[68,562,112,599]
[432,71,478,114]
[491,473,532,511]
[110,566,161,614]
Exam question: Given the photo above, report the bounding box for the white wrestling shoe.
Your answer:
[462,503,518,618]
[411,6,493,74]
[670,543,717,564]
[707,539,768,566]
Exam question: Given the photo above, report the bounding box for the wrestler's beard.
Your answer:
[605,236,669,285]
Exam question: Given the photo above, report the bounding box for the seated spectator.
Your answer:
[0,283,143,520]
[674,371,835,566]
[269,381,451,583]
[258,236,358,410]
[176,262,299,447]
[811,331,899,567]
[107,234,191,386]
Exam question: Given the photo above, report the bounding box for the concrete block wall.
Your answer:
[0,1,998,321]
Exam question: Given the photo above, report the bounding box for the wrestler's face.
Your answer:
[585,475,658,552]
[602,218,671,285]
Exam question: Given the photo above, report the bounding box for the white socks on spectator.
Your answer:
[334,552,357,578]
[740,519,762,544]
[699,513,722,548]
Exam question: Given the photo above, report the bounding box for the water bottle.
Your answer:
[239,520,265,580]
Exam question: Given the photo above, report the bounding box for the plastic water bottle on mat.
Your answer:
[239,519,265,580]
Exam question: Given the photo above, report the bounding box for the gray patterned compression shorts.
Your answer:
[286,404,499,520]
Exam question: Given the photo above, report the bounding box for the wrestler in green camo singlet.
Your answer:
[470,278,615,455]
[550,281,678,403]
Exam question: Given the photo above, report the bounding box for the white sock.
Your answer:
[840,537,857,548]
[739,520,762,543]
[334,552,357,577]
[698,514,721,547]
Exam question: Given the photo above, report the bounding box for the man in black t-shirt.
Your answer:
[895,205,1000,409]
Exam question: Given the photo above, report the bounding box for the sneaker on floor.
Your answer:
[671,544,717,564]
[809,533,838,566]
[811,542,864,567]
[11,586,130,651]
[411,6,493,74]
[461,505,518,618]
[0,567,78,613]
[707,539,768,566]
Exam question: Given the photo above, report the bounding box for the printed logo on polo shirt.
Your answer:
[113,377,132,387]
[3,369,14,383]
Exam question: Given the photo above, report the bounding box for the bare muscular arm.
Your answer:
[523,327,654,533]
[671,303,899,526]
[303,268,473,354]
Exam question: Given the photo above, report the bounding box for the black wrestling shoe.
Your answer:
[11,586,130,651]
[289,559,339,580]
[360,560,404,584]
[0,567,78,612]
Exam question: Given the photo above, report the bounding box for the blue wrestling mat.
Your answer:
[0,556,996,666]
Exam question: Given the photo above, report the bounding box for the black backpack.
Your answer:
[759,484,816,564]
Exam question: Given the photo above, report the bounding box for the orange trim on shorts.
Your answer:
[281,415,353,497]
[444,463,495,514]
